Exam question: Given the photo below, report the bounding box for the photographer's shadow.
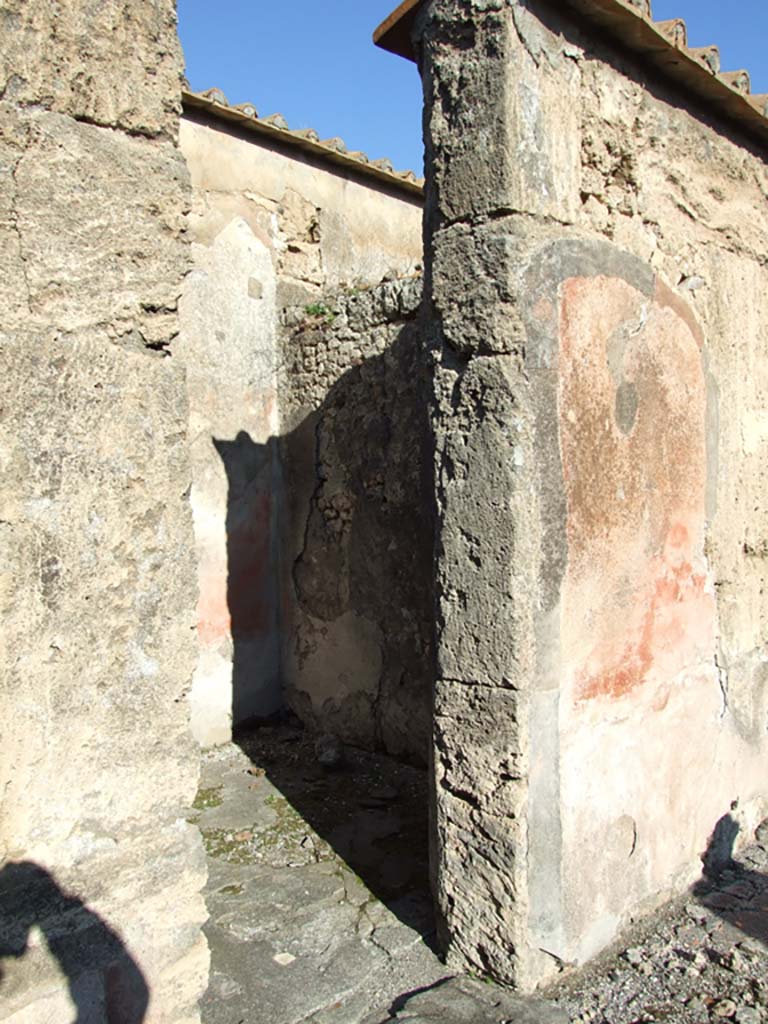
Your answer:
[0,861,148,1023]
[693,813,768,949]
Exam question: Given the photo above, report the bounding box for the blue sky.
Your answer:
[178,1,767,175]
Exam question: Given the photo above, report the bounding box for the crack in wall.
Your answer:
[715,648,730,719]
[9,143,32,315]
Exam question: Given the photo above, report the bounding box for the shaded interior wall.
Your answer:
[0,2,208,1021]
[279,279,434,764]
[419,0,768,991]
[178,115,425,750]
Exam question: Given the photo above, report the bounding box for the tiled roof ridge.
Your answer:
[374,0,768,149]
[181,88,425,197]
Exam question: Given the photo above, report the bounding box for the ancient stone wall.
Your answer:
[279,278,433,763]
[0,2,208,1020]
[178,113,427,753]
[414,0,768,992]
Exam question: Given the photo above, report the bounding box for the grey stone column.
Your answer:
[416,0,583,988]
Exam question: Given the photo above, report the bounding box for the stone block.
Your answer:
[0,0,184,138]
[7,105,189,344]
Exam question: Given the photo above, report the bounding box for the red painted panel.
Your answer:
[558,275,714,704]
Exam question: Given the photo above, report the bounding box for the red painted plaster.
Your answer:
[196,491,273,646]
[557,275,714,705]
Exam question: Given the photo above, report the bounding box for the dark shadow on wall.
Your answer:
[692,813,768,950]
[213,317,434,761]
[212,315,437,942]
[212,430,281,728]
[0,861,149,1022]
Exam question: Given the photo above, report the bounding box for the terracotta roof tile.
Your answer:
[200,87,228,106]
[688,45,721,75]
[373,0,768,149]
[655,19,686,48]
[232,101,258,118]
[320,136,348,153]
[181,89,424,197]
[720,71,751,95]
[263,113,289,129]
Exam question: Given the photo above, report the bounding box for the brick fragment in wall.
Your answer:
[278,188,324,288]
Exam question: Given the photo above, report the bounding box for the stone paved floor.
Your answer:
[192,722,768,1024]
[193,721,451,1024]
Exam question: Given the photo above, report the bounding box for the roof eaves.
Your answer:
[181,88,425,198]
[373,0,768,150]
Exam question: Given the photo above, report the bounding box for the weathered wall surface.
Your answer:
[279,278,433,763]
[177,213,281,747]
[0,2,208,1021]
[180,113,423,301]
[178,115,425,750]
[418,0,768,990]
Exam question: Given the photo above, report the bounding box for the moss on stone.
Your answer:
[193,785,224,810]
[257,794,334,861]
[201,827,258,864]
